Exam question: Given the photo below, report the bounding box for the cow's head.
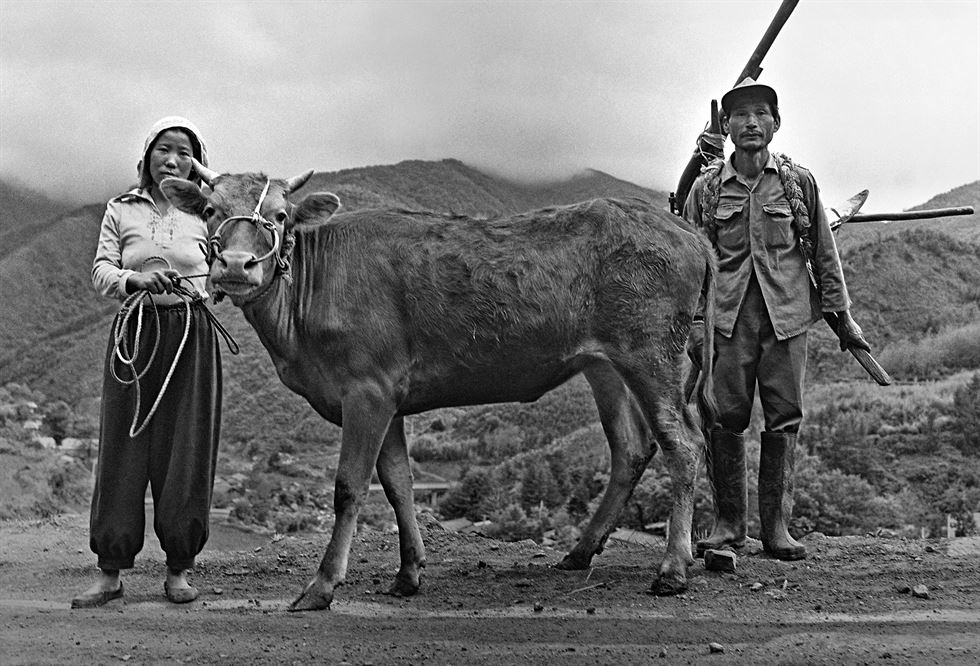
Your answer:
[162,159,340,305]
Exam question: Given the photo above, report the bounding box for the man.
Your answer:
[683,78,870,560]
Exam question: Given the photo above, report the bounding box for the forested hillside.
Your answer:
[0,159,671,529]
[293,159,661,217]
[0,159,662,405]
[1,163,977,541]
[0,181,74,259]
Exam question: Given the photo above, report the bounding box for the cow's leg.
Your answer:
[615,361,699,596]
[290,387,395,611]
[375,417,426,597]
[557,361,654,570]
[649,414,699,595]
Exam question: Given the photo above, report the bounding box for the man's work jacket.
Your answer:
[684,154,850,340]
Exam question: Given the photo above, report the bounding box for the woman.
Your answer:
[72,116,222,607]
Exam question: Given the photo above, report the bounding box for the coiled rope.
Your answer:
[110,259,239,438]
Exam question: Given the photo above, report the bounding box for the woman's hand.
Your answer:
[126,270,179,294]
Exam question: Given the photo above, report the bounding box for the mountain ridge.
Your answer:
[0,181,75,259]
[1,160,976,453]
[0,159,669,453]
[837,180,979,249]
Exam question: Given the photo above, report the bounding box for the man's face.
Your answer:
[723,94,779,152]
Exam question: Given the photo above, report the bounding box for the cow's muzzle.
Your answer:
[205,178,289,277]
[208,214,282,267]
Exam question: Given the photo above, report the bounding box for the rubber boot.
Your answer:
[758,431,807,560]
[695,429,747,557]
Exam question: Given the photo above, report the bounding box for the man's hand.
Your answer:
[835,310,871,352]
[126,270,179,295]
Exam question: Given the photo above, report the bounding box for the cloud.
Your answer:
[1,1,977,212]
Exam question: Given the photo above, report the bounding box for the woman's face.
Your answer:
[147,128,195,187]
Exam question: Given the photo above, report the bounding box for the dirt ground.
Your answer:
[1,511,978,665]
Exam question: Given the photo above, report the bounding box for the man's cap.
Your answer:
[720,77,778,115]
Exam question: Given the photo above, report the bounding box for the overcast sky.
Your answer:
[1,0,977,213]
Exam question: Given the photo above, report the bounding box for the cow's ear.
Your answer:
[292,192,341,230]
[161,177,208,216]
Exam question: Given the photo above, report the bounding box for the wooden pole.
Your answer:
[847,206,975,223]
[672,0,800,215]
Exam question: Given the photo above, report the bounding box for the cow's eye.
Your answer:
[202,205,215,218]
[275,211,288,224]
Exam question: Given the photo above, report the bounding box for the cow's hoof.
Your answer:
[649,573,687,597]
[287,580,333,612]
[554,552,592,571]
[386,571,420,598]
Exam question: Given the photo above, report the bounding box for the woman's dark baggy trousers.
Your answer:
[89,301,222,571]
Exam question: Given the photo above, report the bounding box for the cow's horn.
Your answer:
[284,169,315,194]
[192,158,220,186]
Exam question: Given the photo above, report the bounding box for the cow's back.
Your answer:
[289,197,707,410]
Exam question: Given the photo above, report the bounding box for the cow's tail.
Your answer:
[692,248,718,443]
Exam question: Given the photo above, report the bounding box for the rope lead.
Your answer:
[111,287,192,438]
[110,271,239,439]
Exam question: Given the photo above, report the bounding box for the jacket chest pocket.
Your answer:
[713,203,744,250]
[763,202,795,249]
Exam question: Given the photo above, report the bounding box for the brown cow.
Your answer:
[161,162,716,611]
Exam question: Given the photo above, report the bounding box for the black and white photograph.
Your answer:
[1,1,978,663]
